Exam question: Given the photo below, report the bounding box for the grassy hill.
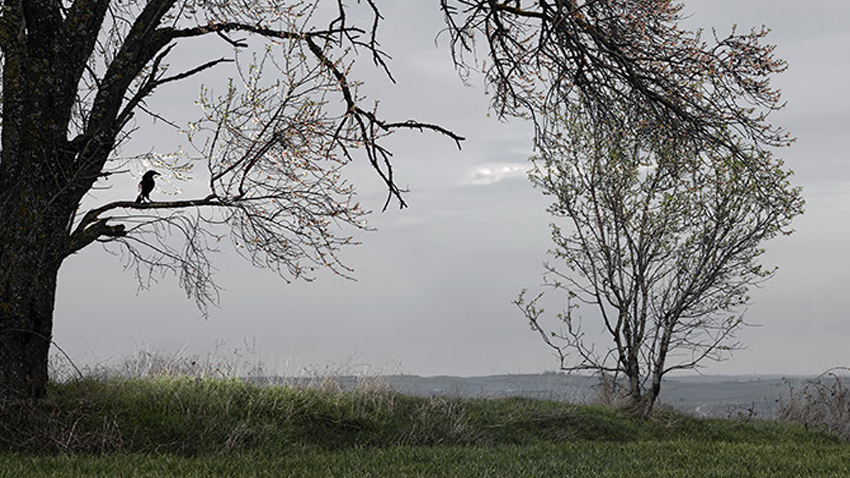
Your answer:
[1,376,848,477]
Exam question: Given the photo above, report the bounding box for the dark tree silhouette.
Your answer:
[0,0,462,400]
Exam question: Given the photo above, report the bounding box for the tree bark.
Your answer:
[0,268,60,400]
[0,40,74,400]
[0,0,96,399]
[0,191,67,399]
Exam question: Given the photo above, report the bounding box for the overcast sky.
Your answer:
[54,1,850,379]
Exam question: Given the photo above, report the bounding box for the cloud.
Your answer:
[465,162,529,186]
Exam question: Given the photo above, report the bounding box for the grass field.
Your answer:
[4,442,850,477]
[1,376,847,477]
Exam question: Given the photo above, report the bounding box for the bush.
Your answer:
[776,368,850,440]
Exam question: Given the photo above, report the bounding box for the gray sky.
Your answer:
[55,1,850,378]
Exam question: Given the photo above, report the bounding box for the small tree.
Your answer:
[516,100,803,416]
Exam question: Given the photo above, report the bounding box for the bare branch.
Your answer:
[441,0,792,169]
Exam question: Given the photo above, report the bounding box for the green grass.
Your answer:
[4,442,850,477]
[1,376,847,477]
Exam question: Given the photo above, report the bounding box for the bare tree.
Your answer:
[515,98,803,416]
[0,0,462,400]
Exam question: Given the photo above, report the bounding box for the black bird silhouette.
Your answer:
[136,170,160,203]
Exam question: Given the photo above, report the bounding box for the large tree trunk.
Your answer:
[0,267,61,400]
[0,7,84,399]
[0,196,66,399]
[0,124,72,400]
[0,0,164,400]
[0,82,78,400]
[0,122,78,400]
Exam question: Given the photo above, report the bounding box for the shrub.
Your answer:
[776,368,850,440]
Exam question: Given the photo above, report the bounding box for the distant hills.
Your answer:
[255,373,816,419]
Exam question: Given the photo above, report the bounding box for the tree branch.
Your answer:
[67,195,224,258]
[165,19,465,209]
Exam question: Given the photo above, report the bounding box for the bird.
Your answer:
[136,170,160,203]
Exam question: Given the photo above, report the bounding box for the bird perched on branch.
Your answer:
[136,170,160,203]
